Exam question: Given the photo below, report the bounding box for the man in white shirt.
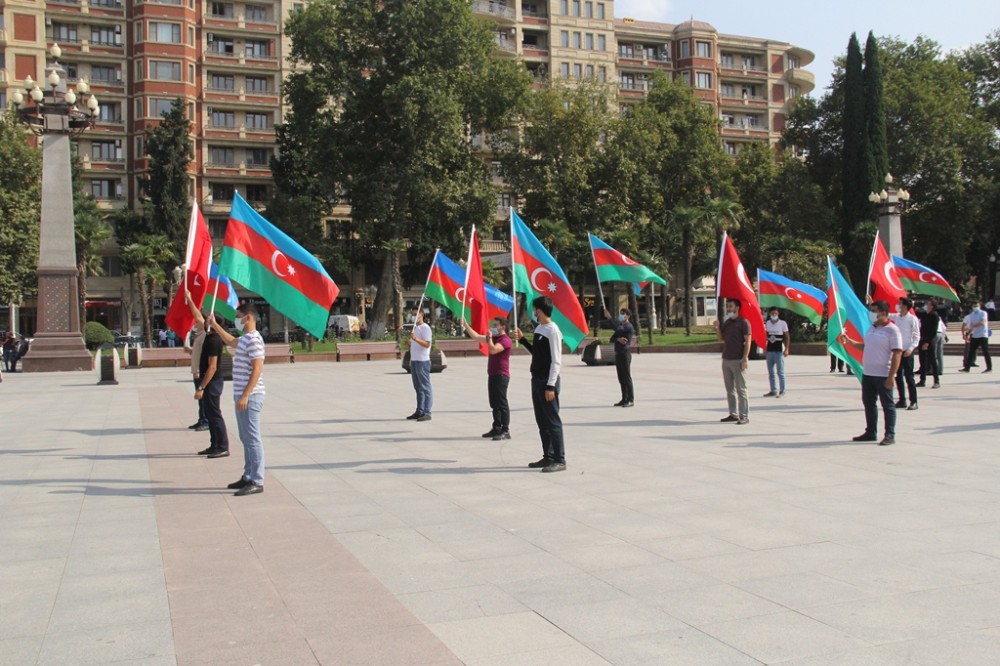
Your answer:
[840,300,903,446]
[763,306,790,397]
[890,297,920,410]
[959,301,992,373]
[407,309,434,422]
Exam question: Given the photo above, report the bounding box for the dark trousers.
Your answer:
[203,379,229,452]
[615,352,634,402]
[964,338,992,370]
[861,374,896,438]
[531,377,564,464]
[919,343,939,383]
[193,378,208,424]
[487,374,510,432]
[830,354,844,372]
[895,354,917,405]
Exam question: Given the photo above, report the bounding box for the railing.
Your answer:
[91,77,124,87]
[720,93,767,103]
[521,44,549,53]
[472,0,515,20]
[90,0,124,7]
[618,81,648,91]
[208,160,238,167]
[206,123,238,130]
[522,7,547,18]
[207,85,238,93]
[493,36,516,53]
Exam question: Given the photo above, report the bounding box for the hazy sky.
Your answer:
[614,0,1000,97]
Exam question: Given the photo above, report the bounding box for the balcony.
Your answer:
[480,239,509,254]
[493,34,516,55]
[472,0,516,22]
[784,67,815,94]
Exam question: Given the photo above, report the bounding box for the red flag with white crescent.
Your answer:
[867,232,907,304]
[716,233,766,349]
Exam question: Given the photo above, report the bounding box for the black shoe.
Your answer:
[188,421,203,430]
[829,369,835,373]
[622,401,634,408]
[894,400,907,408]
[492,431,511,441]
[983,369,993,374]
[762,391,777,397]
[541,462,566,473]
[227,478,250,490]
[207,449,230,458]
[234,483,263,496]
[482,429,500,438]
[932,382,941,389]
[194,424,210,432]
[406,412,422,420]
[907,403,918,411]
[528,457,552,469]
[720,415,738,423]
[198,447,214,456]
[915,382,926,388]
[736,417,749,425]
[879,437,895,446]
[852,433,877,442]
[613,400,627,407]
[971,363,980,367]
[777,392,785,398]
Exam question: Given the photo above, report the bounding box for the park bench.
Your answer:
[263,343,294,364]
[435,338,481,357]
[141,347,192,368]
[337,341,399,362]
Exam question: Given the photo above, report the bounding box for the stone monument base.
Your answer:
[21,332,92,372]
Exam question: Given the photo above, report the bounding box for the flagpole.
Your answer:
[207,273,221,320]
[588,234,607,318]
[510,207,518,343]
[461,226,475,320]
[415,247,439,321]
[866,231,880,301]
[829,257,847,336]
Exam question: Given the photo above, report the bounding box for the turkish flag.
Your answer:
[165,203,213,340]
[867,232,906,304]
[464,228,490,355]
[716,233,766,349]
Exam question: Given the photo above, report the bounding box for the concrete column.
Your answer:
[878,190,904,259]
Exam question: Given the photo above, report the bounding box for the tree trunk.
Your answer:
[647,283,656,344]
[392,250,403,346]
[365,250,395,339]
[683,228,693,337]
[137,270,153,348]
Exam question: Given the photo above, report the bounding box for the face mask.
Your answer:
[235,316,246,332]
[769,314,779,321]
[973,306,981,313]
[618,314,626,322]
[896,306,904,315]
[725,312,736,320]
[489,327,500,336]
[868,311,879,323]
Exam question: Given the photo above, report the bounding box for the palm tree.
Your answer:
[120,235,175,347]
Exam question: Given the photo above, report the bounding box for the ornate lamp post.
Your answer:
[12,44,100,371]
[868,173,911,258]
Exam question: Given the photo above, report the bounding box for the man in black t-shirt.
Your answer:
[602,307,635,407]
[188,291,229,458]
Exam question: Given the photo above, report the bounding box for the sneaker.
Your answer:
[622,401,634,408]
[207,449,230,458]
[492,431,511,441]
[894,400,907,408]
[482,429,500,438]
[907,403,918,411]
[983,369,993,374]
[188,421,203,430]
[932,382,941,389]
[406,412,422,420]
[234,483,263,496]
[879,436,895,446]
[613,400,627,407]
[227,478,250,490]
[541,462,566,473]
[762,391,777,397]
[416,414,432,422]
[958,368,970,373]
[852,433,877,442]
[777,392,785,398]
[198,447,214,456]
[736,417,749,425]
[194,424,210,432]
[915,382,926,388]
[528,457,552,469]
[720,415,738,423]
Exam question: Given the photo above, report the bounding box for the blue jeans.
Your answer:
[411,360,432,414]
[766,351,785,393]
[234,394,265,485]
[861,374,896,438]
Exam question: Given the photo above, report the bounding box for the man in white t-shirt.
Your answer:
[890,297,920,410]
[763,306,790,397]
[407,309,434,422]
[960,301,992,373]
[840,300,903,446]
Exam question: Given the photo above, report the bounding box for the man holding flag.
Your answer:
[715,299,752,425]
[840,300,903,446]
[462,316,513,440]
[514,297,566,473]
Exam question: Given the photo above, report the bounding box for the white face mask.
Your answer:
[769,314,779,321]
[725,312,737,320]
[618,314,626,322]
[868,311,879,323]
[235,316,246,332]
[490,327,500,336]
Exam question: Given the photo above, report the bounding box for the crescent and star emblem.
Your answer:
[620,253,639,266]
[884,263,903,291]
[530,267,556,294]
[736,264,753,292]
[784,287,801,301]
[917,271,937,284]
[271,251,295,278]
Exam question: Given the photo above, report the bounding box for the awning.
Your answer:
[85,300,122,307]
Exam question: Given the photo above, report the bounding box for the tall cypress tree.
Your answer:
[841,33,868,295]
[863,31,889,193]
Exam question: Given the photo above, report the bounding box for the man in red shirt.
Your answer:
[463,316,514,441]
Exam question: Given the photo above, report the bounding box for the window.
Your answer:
[91,65,117,83]
[499,192,513,209]
[211,74,235,90]
[560,62,569,78]
[149,98,173,118]
[696,72,711,89]
[91,26,118,46]
[246,184,268,202]
[585,34,593,50]
[572,32,581,49]
[721,53,734,68]
[210,147,235,165]
[97,102,121,122]
[149,60,181,81]
[619,43,633,58]
[681,71,691,86]
[789,85,800,98]
[188,64,195,83]
[572,0,580,16]
[721,83,736,97]
[101,256,123,278]
[91,140,120,162]
[680,41,690,58]
[245,76,270,92]
[743,55,758,69]
[560,31,568,48]
[245,112,270,129]
[788,55,799,69]
[721,113,735,126]
[741,84,758,99]
[245,5,268,22]
[560,0,568,15]
[244,40,270,58]
[53,24,78,43]
[598,66,606,83]
[584,1,592,17]
[597,3,605,19]
[696,41,711,58]
[149,22,181,43]
[585,64,594,79]
[210,183,235,201]
[90,179,122,199]
[210,2,233,17]
[209,37,234,54]
[211,109,235,127]
[597,35,606,51]
[573,63,582,79]
[245,148,269,166]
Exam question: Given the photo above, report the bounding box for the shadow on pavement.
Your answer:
[270,458,457,471]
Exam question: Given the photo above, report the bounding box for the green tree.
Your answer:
[284,0,530,338]
[143,98,192,260]
[0,111,41,310]
[120,235,175,348]
[863,32,889,193]
[961,29,1000,129]
[841,33,870,294]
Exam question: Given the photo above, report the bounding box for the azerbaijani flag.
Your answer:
[891,256,960,302]
[219,193,339,338]
[202,261,240,321]
[424,251,511,321]
[827,256,870,381]
[758,269,827,325]
[511,210,588,351]
[588,233,667,286]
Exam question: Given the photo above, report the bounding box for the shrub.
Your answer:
[84,321,115,350]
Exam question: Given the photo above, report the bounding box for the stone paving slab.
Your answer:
[1,352,999,664]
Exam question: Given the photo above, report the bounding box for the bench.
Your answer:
[435,338,482,357]
[337,341,399,362]
[264,343,294,364]
[141,348,192,368]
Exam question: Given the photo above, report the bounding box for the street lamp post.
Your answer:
[868,173,911,258]
[12,44,100,372]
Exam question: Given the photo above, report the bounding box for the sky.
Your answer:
[614,0,1000,96]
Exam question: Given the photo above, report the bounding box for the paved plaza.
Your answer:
[1,350,999,665]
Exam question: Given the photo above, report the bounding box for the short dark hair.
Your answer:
[620,307,631,317]
[532,296,553,317]
[237,302,259,319]
[872,300,890,315]
[899,297,912,309]
[728,298,742,311]
[768,306,779,314]
[493,317,508,328]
